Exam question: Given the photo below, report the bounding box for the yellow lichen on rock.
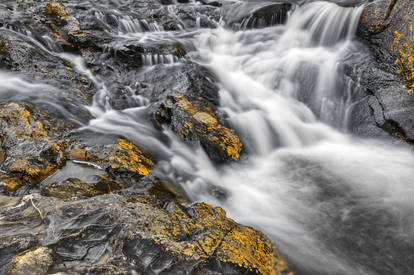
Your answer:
[0,103,50,139]
[171,94,242,161]
[124,198,292,274]
[217,226,292,275]
[45,0,69,21]
[68,138,154,177]
[8,142,67,178]
[0,103,69,192]
[108,139,154,176]
[9,246,53,275]
[2,175,26,193]
[393,26,414,93]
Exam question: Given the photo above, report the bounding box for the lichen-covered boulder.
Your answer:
[68,138,154,177]
[0,102,72,193]
[346,0,414,144]
[0,193,292,275]
[157,93,242,161]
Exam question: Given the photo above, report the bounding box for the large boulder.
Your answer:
[347,0,414,143]
[0,193,292,275]
[156,93,242,161]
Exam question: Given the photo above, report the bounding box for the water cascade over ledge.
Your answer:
[1,0,414,274]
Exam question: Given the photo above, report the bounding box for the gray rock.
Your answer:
[347,0,414,143]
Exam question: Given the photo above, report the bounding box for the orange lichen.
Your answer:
[45,1,69,21]
[3,177,24,193]
[68,138,154,177]
[0,103,51,139]
[41,177,124,200]
[393,26,414,93]
[0,37,9,54]
[108,139,154,176]
[172,94,242,161]
[0,103,69,191]
[124,199,292,274]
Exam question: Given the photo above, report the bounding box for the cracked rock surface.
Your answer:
[346,0,414,143]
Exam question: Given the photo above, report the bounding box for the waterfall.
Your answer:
[168,2,414,275]
[4,0,412,274]
[77,2,414,274]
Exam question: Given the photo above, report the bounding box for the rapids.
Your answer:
[1,0,414,274]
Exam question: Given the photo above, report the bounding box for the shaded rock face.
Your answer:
[347,0,414,143]
[223,2,292,29]
[0,0,289,274]
[0,193,292,275]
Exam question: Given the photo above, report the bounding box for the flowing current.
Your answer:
[2,0,414,274]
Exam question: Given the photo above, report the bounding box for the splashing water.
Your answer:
[71,1,414,274]
[166,2,414,275]
[2,0,414,274]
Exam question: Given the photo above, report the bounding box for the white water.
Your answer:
[2,0,414,274]
[163,2,414,274]
[75,1,414,274]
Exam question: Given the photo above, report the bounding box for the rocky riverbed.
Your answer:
[0,0,413,274]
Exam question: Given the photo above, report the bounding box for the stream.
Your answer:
[1,0,414,274]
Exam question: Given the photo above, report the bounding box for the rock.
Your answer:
[197,0,223,7]
[347,0,414,143]
[357,0,412,66]
[0,234,39,275]
[224,2,292,29]
[0,193,292,274]
[68,138,154,179]
[0,1,288,273]
[40,177,123,200]
[157,93,242,161]
[0,102,72,193]
[0,101,153,194]
[9,246,54,275]
[0,28,97,119]
[0,195,43,275]
[137,63,219,104]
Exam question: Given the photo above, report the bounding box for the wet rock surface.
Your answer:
[0,192,292,275]
[0,0,291,274]
[156,93,242,161]
[224,2,292,29]
[348,0,414,143]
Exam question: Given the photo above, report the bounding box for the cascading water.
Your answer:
[1,0,414,274]
[73,1,414,274]
[165,2,414,274]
